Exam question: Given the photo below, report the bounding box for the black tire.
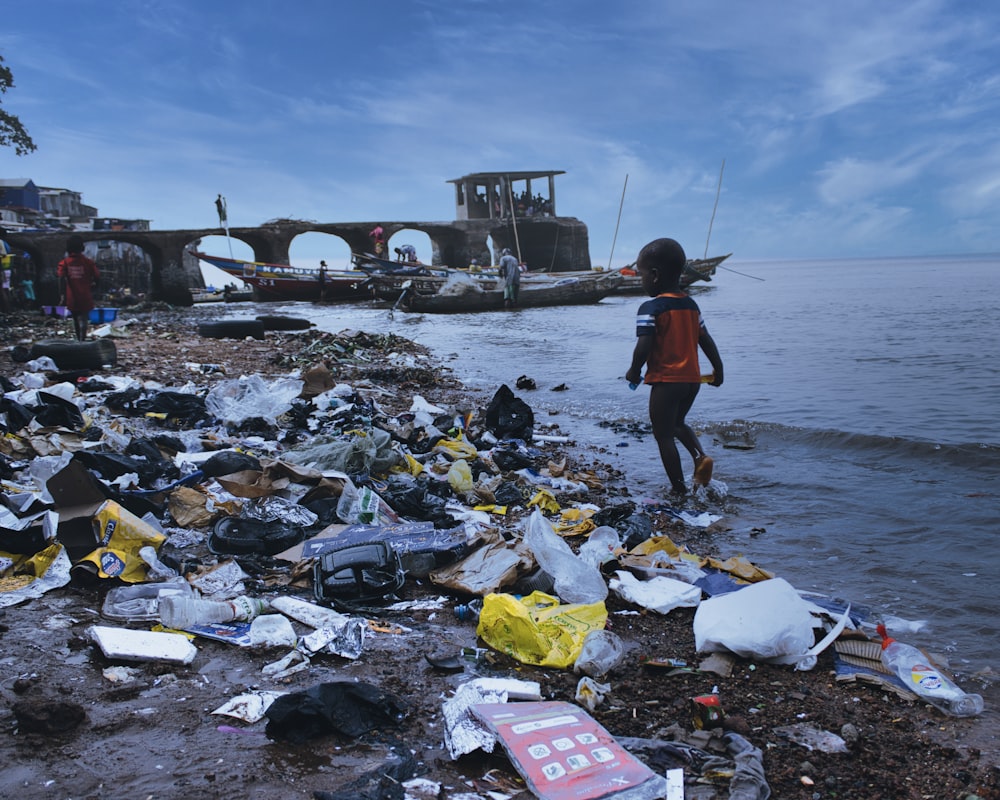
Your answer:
[197,319,267,340]
[255,315,313,331]
[28,339,118,370]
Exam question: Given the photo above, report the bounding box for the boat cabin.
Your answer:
[448,170,564,221]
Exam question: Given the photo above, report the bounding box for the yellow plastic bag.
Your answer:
[527,489,560,513]
[447,459,474,493]
[476,591,607,668]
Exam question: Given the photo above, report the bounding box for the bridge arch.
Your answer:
[7,217,590,303]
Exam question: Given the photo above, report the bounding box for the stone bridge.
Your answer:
[8,217,591,304]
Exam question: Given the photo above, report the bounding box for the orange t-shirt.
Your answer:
[634,292,704,383]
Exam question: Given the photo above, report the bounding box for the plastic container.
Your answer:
[89,307,119,323]
[877,624,984,717]
[158,595,268,630]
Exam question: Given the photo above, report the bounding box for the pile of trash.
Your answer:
[0,334,986,800]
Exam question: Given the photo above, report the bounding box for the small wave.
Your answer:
[704,420,1000,469]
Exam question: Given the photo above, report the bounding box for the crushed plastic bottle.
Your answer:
[877,623,984,717]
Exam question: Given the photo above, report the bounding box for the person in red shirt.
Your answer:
[57,234,100,341]
[625,237,724,497]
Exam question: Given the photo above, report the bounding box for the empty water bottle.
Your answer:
[877,623,984,717]
[159,595,268,630]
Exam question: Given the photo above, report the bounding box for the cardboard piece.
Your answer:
[45,460,113,561]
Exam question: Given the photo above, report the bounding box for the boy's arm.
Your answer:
[626,336,652,384]
[699,330,724,386]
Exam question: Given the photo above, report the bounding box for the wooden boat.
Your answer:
[195,252,372,302]
[394,271,623,313]
[615,253,732,294]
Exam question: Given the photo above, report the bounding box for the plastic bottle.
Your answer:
[877,623,984,717]
[454,599,483,622]
[158,595,268,630]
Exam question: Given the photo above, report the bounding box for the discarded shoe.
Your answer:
[208,516,305,556]
[693,455,714,487]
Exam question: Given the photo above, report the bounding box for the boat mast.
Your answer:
[607,174,628,270]
[506,176,522,262]
[703,159,724,259]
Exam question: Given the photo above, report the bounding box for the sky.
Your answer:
[2,0,1000,272]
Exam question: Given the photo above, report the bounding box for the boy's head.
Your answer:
[636,238,686,294]
[67,235,85,254]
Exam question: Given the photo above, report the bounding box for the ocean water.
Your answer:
[248,253,999,753]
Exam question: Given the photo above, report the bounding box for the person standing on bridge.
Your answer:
[58,234,100,341]
[215,194,228,227]
[368,224,385,257]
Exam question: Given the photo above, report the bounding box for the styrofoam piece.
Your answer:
[88,625,198,665]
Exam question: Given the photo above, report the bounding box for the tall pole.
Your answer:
[704,159,725,259]
[607,174,628,270]
[507,177,522,262]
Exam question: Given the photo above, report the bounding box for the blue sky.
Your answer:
[2,0,999,271]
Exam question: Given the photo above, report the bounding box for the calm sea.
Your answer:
[231,253,1000,754]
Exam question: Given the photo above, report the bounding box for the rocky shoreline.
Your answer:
[1,307,996,800]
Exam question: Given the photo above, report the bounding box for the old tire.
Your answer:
[255,315,313,331]
[197,319,267,340]
[28,339,118,370]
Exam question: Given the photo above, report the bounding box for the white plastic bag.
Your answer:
[693,578,817,667]
[610,570,702,615]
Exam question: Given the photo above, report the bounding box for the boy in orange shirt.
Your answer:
[625,238,724,496]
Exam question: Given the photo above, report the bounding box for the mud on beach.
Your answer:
[0,307,997,800]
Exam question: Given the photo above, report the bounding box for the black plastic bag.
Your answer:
[200,450,262,478]
[483,384,534,441]
[264,682,406,743]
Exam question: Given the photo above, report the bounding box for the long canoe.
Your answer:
[397,272,622,313]
[195,252,372,301]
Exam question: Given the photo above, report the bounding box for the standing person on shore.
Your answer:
[0,227,12,313]
[318,260,328,301]
[499,247,520,309]
[625,237,724,497]
[57,234,100,341]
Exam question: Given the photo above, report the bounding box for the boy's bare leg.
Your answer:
[649,383,697,494]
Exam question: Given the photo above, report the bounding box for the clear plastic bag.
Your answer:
[573,629,625,678]
[205,375,303,425]
[522,509,608,604]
